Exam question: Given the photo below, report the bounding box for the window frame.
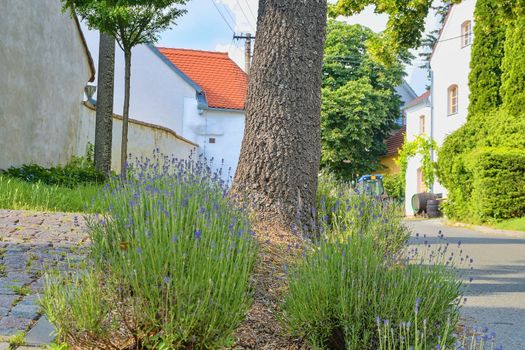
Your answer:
[448,85,459,116]
[461,20,473,47]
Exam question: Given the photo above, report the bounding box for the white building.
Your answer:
[405,0,475,215]
[0,0,95,169]
[82,28,248,179]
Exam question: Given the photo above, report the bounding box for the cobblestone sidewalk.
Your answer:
[0,210,89,349]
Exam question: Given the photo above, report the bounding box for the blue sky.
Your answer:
[158,0,440,95]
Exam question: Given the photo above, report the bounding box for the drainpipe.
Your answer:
[430,68,435,194]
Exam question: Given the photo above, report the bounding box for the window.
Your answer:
[417,168,427,193]
[448,85,458,115]
[419,115,425,134]
[209,137,216,144]
[461,21,472,47]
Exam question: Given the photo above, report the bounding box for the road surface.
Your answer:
[407,219,525,350]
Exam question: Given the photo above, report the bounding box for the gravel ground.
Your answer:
[0,210,89,349]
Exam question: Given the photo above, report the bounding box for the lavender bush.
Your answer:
[282,175,463,350]
[42,153,258,349]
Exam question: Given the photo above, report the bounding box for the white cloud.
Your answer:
[216,42,246,71]
[216,0,257,33]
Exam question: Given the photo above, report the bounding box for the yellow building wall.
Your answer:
[376,155,400,175]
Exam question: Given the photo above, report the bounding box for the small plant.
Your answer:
[47,343,70,350]
[10,285,31,296]
[8,331,26,349]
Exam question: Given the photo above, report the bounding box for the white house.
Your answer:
[405,0,475,215]
[82,28,248,179]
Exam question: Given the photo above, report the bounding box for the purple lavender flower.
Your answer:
[163,276,171,284]
[194,230,202,240]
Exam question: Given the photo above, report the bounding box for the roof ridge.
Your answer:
[157,47,229,58]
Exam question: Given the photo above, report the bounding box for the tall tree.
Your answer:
[232,0,328,230]
[234,0,433,231]
[467,0,508,117]
[94,33,115,176]
[321,21,405,179]
[63,0,188,176]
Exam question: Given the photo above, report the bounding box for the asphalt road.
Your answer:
[406,219,525,350]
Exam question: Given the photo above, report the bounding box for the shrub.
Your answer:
[282,234,462,350]
[382,173,404,201]
[317,173,409,258]
[467,147,525,221]
[41,157,258,349]
[2,145,105,188]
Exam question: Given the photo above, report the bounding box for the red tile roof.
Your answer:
[385,125,406,156]
[404,90,431,110]
[157,48,248,110]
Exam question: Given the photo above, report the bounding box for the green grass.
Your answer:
[492,217,525,232]
[0,175,103,213]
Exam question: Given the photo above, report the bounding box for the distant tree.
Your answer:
[94,33,115,176]
[321,21,406,179]
[500,9,525,116]
[233,0,432,231]
[467,0,508,116]
[63,0,188,176]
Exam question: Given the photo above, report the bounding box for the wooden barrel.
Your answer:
[411,192,437,214]
[427,199,441,218]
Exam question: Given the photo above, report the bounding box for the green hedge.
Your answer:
[467,147,525,221]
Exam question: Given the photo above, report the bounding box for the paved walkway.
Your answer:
[407,219,525,350]
[0,210,88,349]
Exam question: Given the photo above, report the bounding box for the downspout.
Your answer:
[430,68,435,194]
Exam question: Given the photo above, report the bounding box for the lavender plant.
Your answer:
[282,175,463,350]
[42,153,258,349]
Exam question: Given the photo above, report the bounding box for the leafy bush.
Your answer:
[2,145,105,188]
[41,157,258,349]
[438,109,525,222]
[282,234,462,350]
[382,173,404,201]
[467,147,525,221]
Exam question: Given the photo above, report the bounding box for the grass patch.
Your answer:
[492,217,525,232]
[0,175,103,213]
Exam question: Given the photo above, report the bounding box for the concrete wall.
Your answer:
[0,0,93,170]
[81,25,197,134]
[405,103,431,216]
[78,104,197,173]
[430,0,475,197]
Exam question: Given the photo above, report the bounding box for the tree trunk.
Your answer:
[94,33,115,176]
[232,0,328,231]
[120,49,132,177]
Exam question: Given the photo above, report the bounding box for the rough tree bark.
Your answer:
[120,49,132,177]
[232,0,328,231]
[94,33,115,176]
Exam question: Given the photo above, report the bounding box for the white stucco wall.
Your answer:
[78,104,197,173]
[430,0,475,146]
[81,25,196,134]
[0,0,93,170]
[182,106,245,181]
[404,103,431,216]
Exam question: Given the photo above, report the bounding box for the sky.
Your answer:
[158,0,442,95]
